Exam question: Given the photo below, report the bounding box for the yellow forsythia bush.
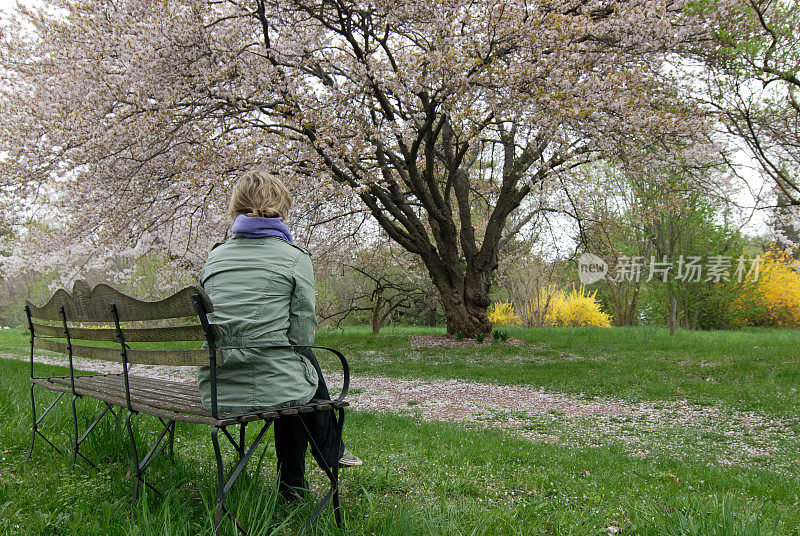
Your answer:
[489,285,612,328]
[736,250,800,327]
[518,285,562,327]
[549,284,612,327]
[487,300,522,326]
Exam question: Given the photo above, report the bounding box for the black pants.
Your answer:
[274,348,344,496]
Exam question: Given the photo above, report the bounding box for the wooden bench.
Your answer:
[24,280,350,535]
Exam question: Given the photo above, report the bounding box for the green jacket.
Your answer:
[197,236,318,413]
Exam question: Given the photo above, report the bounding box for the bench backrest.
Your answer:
[25,280,220,367]
[26,280,350,420]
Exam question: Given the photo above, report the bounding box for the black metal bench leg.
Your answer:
[124,413,171,502]
[326,408,346,527]
[220,425,246,459]
[126,411,142,502]
[211,421,272,536]
[297,416,342,534]
[211,427,225,535]
[70,395,80,470]
[27,384,39,461]
[27,384,36,461]
[333,407,345,526]
[333,484,342,526]
[239,422,247,460]
[71,402,113,471]
[169,421,176,463]
[27,387,65,461]
[140,420,174,472]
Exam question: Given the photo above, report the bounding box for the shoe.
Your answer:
[339,447,363,467]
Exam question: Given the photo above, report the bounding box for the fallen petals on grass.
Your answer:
[5,352,799,474]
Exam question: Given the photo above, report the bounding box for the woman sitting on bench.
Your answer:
[197,169,360,499]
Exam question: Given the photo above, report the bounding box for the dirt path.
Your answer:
[4,352,799,473]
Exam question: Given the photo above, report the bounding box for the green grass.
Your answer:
[2,326,800,534]
[0,328,32,355]
[0,357,799,535]
[313,325,800,417]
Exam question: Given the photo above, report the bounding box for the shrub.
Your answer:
[491,328,509,341]
[517,284,562,328]
[549,284,612,327]
[735,250,800,327]
[489,284,612,328]
[487,300,521,326]
[489,286,561,328]
[493,254,568,328]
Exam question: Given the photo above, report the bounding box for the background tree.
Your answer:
[1,0,725,335]
[701,0,800,235]
[574,165,649,326]
[574,163,749,329]
[315,239,439,333]
[638,196,747,330]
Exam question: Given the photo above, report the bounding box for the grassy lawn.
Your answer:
[1,326,799,534]
[319,325,800,417]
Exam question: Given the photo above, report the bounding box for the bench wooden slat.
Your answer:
[31,377,222,425]
[31,375,346,427]
[45,374,212,415]
[34,338,216,366]
[80,374,202,405]
[31,323,220,343]
[26,280,213,322]
[95,375,209,409]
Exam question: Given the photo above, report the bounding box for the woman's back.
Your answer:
[197,235,318,413]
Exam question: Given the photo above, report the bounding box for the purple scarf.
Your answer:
[231,214,294,243]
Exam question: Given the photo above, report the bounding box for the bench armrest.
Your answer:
[215,344,350,402]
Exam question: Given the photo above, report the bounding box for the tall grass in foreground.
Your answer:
[638,497,780,536]
[129,489,781,536]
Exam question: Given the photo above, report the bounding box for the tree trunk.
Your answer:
[609,280,640,326]
[426,305,437,326]
[440,290,492,337]
[370,293,384,334]
[669,296,677,336]
[428,263,492,337]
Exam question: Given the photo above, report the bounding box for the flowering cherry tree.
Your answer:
[1,0,727,335]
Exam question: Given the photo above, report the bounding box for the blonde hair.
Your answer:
[228,169,292,221]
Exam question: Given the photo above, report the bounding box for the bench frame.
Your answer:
[24,281,350,535]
